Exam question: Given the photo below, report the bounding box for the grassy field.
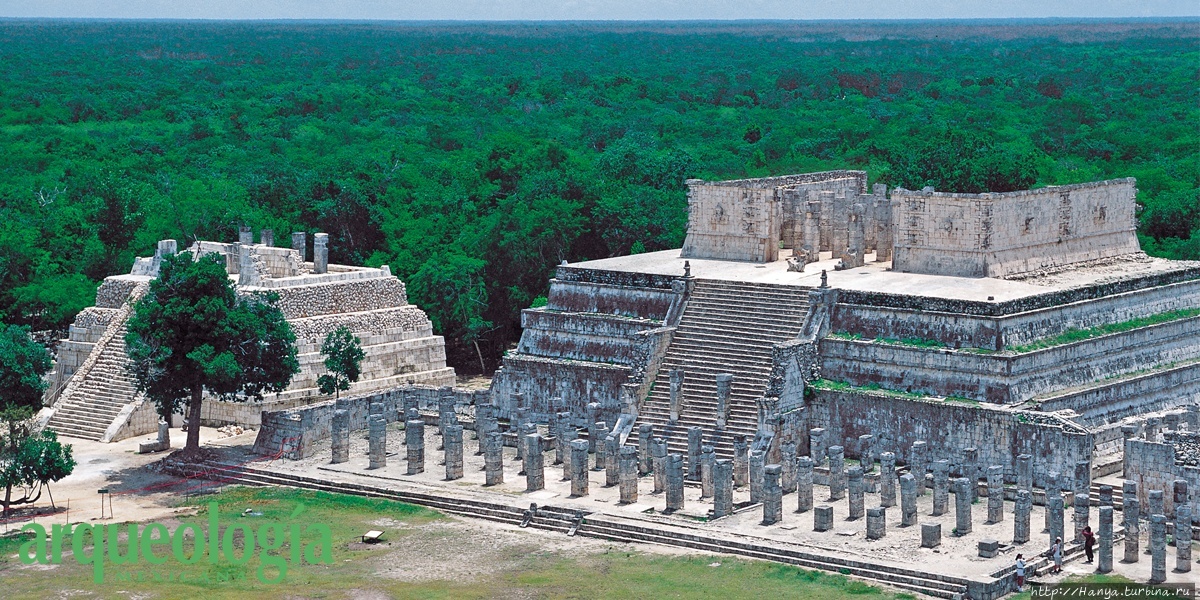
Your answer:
[0,486,918,599]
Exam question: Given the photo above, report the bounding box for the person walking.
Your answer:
[1014,554,1026,591]
[1082,526,1096,563]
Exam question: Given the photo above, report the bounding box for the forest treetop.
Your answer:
[0,19,1195,371]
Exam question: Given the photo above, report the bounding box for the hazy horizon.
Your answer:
[1,1,1196,21]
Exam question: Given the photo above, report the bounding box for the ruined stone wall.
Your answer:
[1039,362,1200,426]
[257,276,408,319]
[832,277,1200,350]
[491,355,631,425]
[820,315,1200,402]
[1124,437,1200,516]
[892,179,1140,278]
[808,389,1093,490]
[777,175,869,250]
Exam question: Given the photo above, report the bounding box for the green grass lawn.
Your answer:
[1,486,918,599]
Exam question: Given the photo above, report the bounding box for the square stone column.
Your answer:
[1122,485,1140,562]
[858,434,874,472]
[604,434,619,487]
[1175,504,1192,572]
[713,459,734,518]
[827,446,846,500]
[1016,453,1033,494]
[749,449,766,504]
[313,232,329,274]
[651,437,668,494]
[368,415,387,470]
[1014,489,1032,544]
[932,460,950,516]
[781,442,798,494]
[687,426,703,482]
[954,477,973,535]
[1045,471,1061,533]
[899,473,917,527]
[291,231,306,260]
[406,419,425,475]
[866,507,886,540]
[715,373,733,430]
[809,428,827,468]
[700,445,716,499]
[921,522,941,548]
[618,445,638,505]
[1149,514,1166,584]
[444,424,464,481]
[879,452,896,508]
[1098,505,1114,574]
[331,409,350,464]
[796,456,814,513]
[665,454,685,512]
[814,505,833,532]
[637,423,654,475]
[668,369,685,423]
[524,433,544,492]
[762,464,783,525]
[484,431,504,486]
[1049,496,1065,547]
[987,465,1005,523]
[911,440,928,497]
[570,439,590,497]
[847,466,865,520]
[733,435,749,487]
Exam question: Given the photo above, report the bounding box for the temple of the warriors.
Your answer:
[37,228,454,441]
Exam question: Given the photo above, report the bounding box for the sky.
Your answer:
[0,1,1196,21]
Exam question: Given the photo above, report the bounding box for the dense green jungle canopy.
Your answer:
[0,20,1196,371]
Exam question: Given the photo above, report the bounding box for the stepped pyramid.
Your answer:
[628,279,810,459]
[45,320,142,441]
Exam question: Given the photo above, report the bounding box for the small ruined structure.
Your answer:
[39,229,454,441]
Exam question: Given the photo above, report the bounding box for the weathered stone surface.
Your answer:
[796,456,814,513]
[814,505,833,532]
[444,424,464,481]
[1016,453,1032,494]
[605,434,619,487]
[954,477,972,535]
[866,506,886,540]
[687,426,703,482]
[1175,503,1192,573]
[921,522,941,548]
[750,449,765,504]
[781,442,798,494]
[1049,496,1065,547]
[763,465,783,525]
[900,473,917,527]
[652,437,668,494]
[911,440,928,497]
[1098,505,1114,574]
[666,454,685,512]
[828,445,846,500]
[484,431,504,486]
[1045,471,1062,533]
[593,421,609,470]
[715,373,733,429]
[570,439,589,497]
[713,459,734,518]
[932,459,950,516]
[700,445,716,499]
[406,419,425,475]
[734,435,750,487]
[1073,494,1090,543]
[847,466,865,521]
[858,434,875,472]
[524,433,544,492]
[637,423,654,474]
[619,445,639,505]
[368,415,387,469]
[331,409,350,464]
[810,428,827,467]
[1123,490,1140,563]
[987,465,1004,523]
[1014,489,1032,544]
[879,452,896,508]
[1149,514,1166,584]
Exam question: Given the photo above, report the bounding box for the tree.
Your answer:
[317,326,364,401]
[0,323,54,517]
[1,429,75,510]
[126,252,300,458]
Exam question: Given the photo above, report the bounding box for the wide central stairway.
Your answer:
[45,321,143,441]
[628,279,810,459]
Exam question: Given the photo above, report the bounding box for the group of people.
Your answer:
[1013,525,1096,592]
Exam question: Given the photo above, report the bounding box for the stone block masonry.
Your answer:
[570,440,589,497]
[406,419,425,475]
[524,433,544,492]
[866,507,886,540]
[618,445,638,505]
[762,464,783,525]
[444,425,464,481]
[484,431,503,486]
[713,459,734,518]
[666,454,685,512]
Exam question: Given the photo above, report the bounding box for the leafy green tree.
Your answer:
[7,429,75,509]
[0,323,53,516]
[125,252,300,458]
[317,326,364,401]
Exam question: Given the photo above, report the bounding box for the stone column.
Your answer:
[962,448,979,501]
[260,229,274,247]
[555,411,573,464]
[1123,483,1140,562]
[518,423,536,474]
[668,369,685,423]
[291,231,306,260]
[1073,494,1090,543]
[476,404,496,455]
[921,522,941,548]
[406,419,425,475]
[866,507,886,540]
[604,434,619,487]
[1045,471,1061,533]
[484,431,504,485]
[733,435,749,487]
[524,433,544,492]
[847,466,865,520]
[954,477,972,535]
[1016,454,1032,494]
[714,373,733,430]
[637,423,654,475]
[687,426,703,482]
[444,424,464,481]
[570,439,590,497]
[618,445,638,505]
[239,225,253,245]
[1149,514,1166,584]
[796,456,814,513]
[665,454,685,512]
[749,449,765,503]
[814,505,833,532]
[1049,496,1065,547]
[651,437,668,493]
[439,389,457,445]
[932,460,950,516]
[763,464,783,525]
[1098,484,1113,507]
[781,442,798,494]
[713,459,734,518]
[900,473,917,527]
[1098,505,1114,573]
[586,411,602,454]
[911,440,928,496]
[1014,489,1032,544]
[987,465,1004,523]
[700,445,716,499]
[512,406,528,460]
[1147,489,1164,523]
[1176,503,1192,572]
[858,434,875,472]
[592,422,609,470]
[561,427,578,481]
[368,415,387,469]
[313,232,329,274]
[1173,479,1188,521]
[331,409,349,464]
[1145,417,1160,442]
[879,452,896,508]
[546,411,561,460]
[828,446,846,500]
[810,428,827,467]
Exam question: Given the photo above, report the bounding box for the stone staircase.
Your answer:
[45,321,142,441]
[629,279,811,459]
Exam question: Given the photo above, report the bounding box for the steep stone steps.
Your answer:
[45,321,143,441]
[631,279,811,460]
